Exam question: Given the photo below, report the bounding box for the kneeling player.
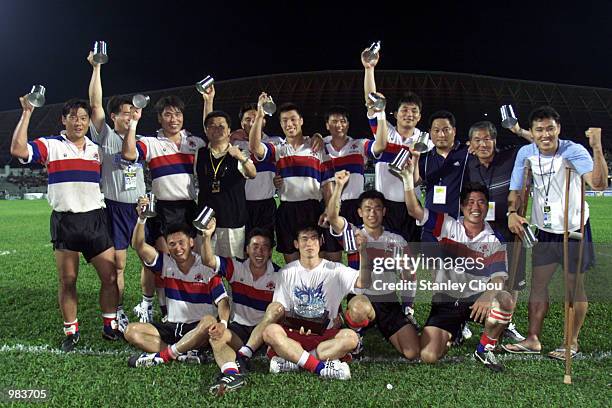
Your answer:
[402,160,516,372]
[262,224,374,380]
[124,197,230,370]
[327,170,419,360]
[200,220,285,395]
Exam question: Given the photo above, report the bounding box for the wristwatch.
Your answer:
[506,210,517,217]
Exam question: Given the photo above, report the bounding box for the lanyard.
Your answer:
[209,150,227,180]
[537,146,559,205]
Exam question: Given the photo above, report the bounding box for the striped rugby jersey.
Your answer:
[259,137,333,202]
[135,129,206,201]
[232,134,284,201]
[21,134,105,213]
[146,251,227,324]
[418,209,508,299]
[215,256,280,327]
[367,115,433,202]
[324,137,372,201]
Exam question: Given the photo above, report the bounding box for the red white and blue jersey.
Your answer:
[20,134,105,213]
[324,137,372,200]
[215,256,280,327]
[418,209,508,299]
[135,129,206,201]
[233,134,284,200]
[367,115,433,202]
[331,220,413,298]
[258,137,332,202]
[146,251,227,324]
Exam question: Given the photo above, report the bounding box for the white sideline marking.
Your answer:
[1,343,610,362]
[0,250,16,256]
[0,344,132,356]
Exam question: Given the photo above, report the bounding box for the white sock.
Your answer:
[297,351,310,367]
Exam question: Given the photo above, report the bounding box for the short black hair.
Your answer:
[106,96,133,116]
[239,103,258,121]
[247,227,275,248]
[358,189,387,209]
[468,121,497,140]
[528,105,561,128]
[429,110,456,128]
[164,223,195,239]
[294,223,322,240]
[155,95,185,115]
[204,110,232,129]
[396,92,423,112]
[61,99,92,118]
[324,106,350,122]
[278,103,302,118]
[460,182,490,205]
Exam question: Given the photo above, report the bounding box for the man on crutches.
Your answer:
[502,106,608,364]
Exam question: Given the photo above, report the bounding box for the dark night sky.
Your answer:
[0,0,610,112]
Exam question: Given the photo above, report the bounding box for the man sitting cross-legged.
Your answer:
[262,224,374,380]
[199,218,285,395]
[124,196,230,372]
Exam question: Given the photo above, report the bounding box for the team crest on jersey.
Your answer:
[351,142,358,149]
[194,273,204,282]
[93,153,99,161]
[266,281,276,291]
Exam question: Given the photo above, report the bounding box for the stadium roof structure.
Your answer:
[1,70,611,166]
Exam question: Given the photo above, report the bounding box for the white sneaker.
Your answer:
[128,352,164,368]
[117,308,129,333]
[319,360,351,380]
[503,322,526,342]
[269,356,299,373]
[133,301,153,323]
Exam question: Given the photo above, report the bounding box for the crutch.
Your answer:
[507,162,532,291]
[562,167,586,384]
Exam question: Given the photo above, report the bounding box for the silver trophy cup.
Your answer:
[193,206,215,231]
[363,40,381,64]
[92,41,108,64]
[142,193,157,218]
[521,223,538,249]
[389,148,410,174]
[413,132,430,153]
[132,94,150,109]
[367,92,386,112]
[500,105,518,129]
[262,96,277,116]
[26,85,46,108]
[196,75,214,94]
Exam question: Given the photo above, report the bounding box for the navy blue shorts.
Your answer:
[105,199,140,250]
[228,321,256,345]
[532,220,595,273]
[147,200,198,245]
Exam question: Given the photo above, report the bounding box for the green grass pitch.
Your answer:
[0,199,610,407]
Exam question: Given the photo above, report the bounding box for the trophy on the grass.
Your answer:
[283,292,329,335]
